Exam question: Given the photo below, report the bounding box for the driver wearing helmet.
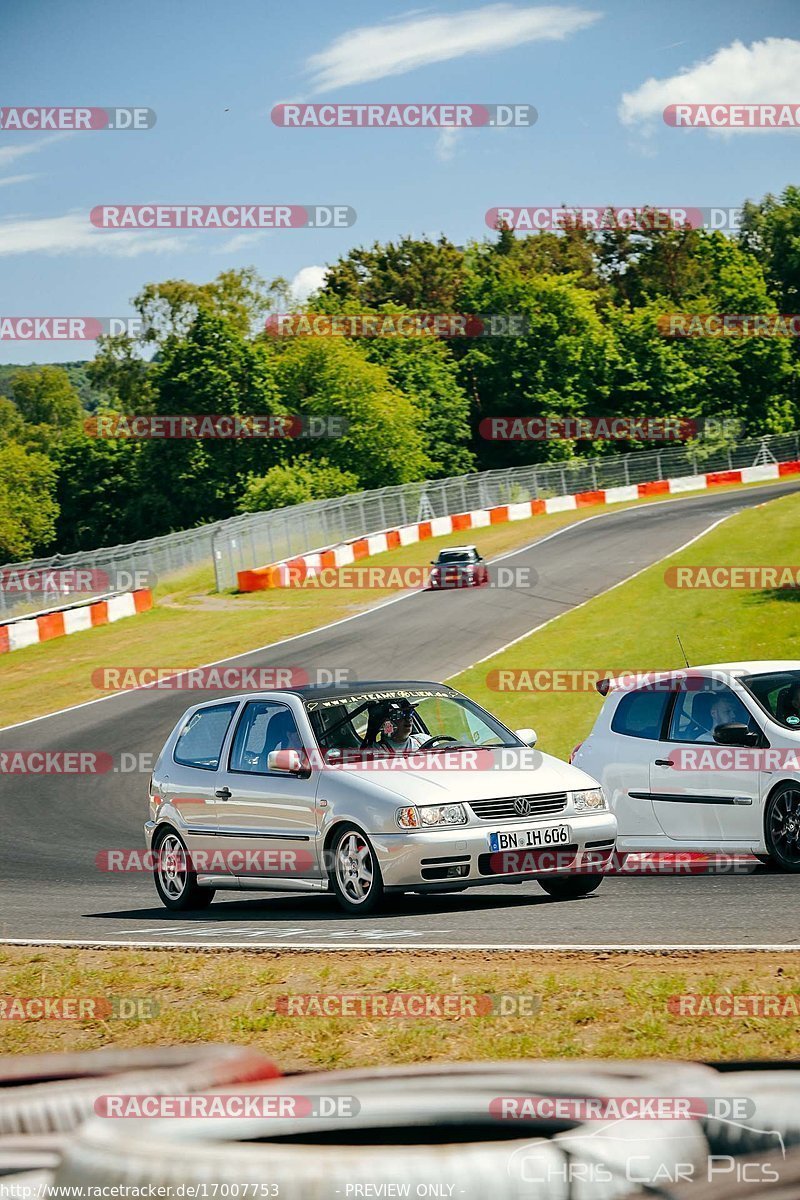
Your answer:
[362,698,424,754]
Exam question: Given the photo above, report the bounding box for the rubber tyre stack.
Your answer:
[50,1058,716,1198]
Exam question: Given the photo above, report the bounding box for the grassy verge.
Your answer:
[0,480,783,730]
[451,488,800,761]
[0,946,797,1066]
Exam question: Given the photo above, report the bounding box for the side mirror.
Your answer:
[713,723,759,747]
[515,727,537,747]
[267,748,305,773]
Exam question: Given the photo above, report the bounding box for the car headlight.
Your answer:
[396,804,468,828]
[572,788,606,811]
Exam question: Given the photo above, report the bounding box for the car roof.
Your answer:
[437,545,476,553]
[201,680,462,704]
[598,661,800,696]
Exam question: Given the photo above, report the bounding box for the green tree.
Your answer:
[740,185,800,310]
[239,456,359,513]
[52,426,143,552]
[265,336,430,489]
[0,442,58,560]
[456,263,614,469]
[9,366,83,433]
[322,236,465,310]
[137,310,284,532]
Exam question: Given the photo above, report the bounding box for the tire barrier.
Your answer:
[0,1044,280,1138]
[0,1053,791,1196]
[51,1059,716,1197]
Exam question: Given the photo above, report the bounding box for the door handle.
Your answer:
[654,759,674,767]
[215,786,232,800]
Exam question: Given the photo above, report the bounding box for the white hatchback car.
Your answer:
[572,661,800,869]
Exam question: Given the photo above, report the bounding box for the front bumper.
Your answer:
[373,811,618,889]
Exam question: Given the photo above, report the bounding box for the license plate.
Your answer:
[489,823,571,851]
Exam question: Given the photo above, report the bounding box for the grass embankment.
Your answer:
[0,946,797,1066]
[452,488,800,761]
[0,480,784,730]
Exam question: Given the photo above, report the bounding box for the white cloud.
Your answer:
[215,231,272,254]
[0,132,70,168]
[620,37,800,131]
[0,173,37,188]
[291,264,327,301]
[306,4,601,91]
[0,212,187,257]
[435,127,464,162]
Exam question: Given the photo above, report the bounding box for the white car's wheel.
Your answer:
[328,825,385,915]
[764,783,800,871]
[152,828,215,911]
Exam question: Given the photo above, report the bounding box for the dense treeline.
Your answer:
[2,187,799,561]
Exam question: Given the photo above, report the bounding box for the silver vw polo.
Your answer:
[145,681,617,915]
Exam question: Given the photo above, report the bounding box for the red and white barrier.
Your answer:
[0,589,153,654]
[237,459,800,591]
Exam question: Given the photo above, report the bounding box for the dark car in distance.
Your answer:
[428,545,490,589]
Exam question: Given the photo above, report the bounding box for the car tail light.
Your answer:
[569,742,583,763]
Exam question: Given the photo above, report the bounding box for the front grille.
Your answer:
[468,792,568,821]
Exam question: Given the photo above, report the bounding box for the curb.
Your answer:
[0,589,154,654]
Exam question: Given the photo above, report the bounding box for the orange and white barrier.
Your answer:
[0,589,153,654]
[237,459,800,591]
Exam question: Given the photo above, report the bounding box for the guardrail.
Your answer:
[1,431,797,620]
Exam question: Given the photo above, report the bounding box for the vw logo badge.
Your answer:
[513,797,533,817]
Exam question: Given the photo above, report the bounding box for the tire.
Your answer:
[538,873,604,899]
[763,783,800,872]
[327,824,385,915]
[152,827,215,911]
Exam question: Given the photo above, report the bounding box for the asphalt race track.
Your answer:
[2,481,799,950]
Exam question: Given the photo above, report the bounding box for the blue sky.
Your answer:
[1,0,798,364]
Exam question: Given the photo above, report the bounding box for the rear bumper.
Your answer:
[373,812,618,888]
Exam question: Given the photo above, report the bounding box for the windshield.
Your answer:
[437,550,474,564]
[742,670,800,729]
[304,688,521,756]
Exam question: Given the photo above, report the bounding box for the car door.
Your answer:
[605,686,673,843]
[158,701,241,853]
[211,699,322,881]
[650,682,762,842]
